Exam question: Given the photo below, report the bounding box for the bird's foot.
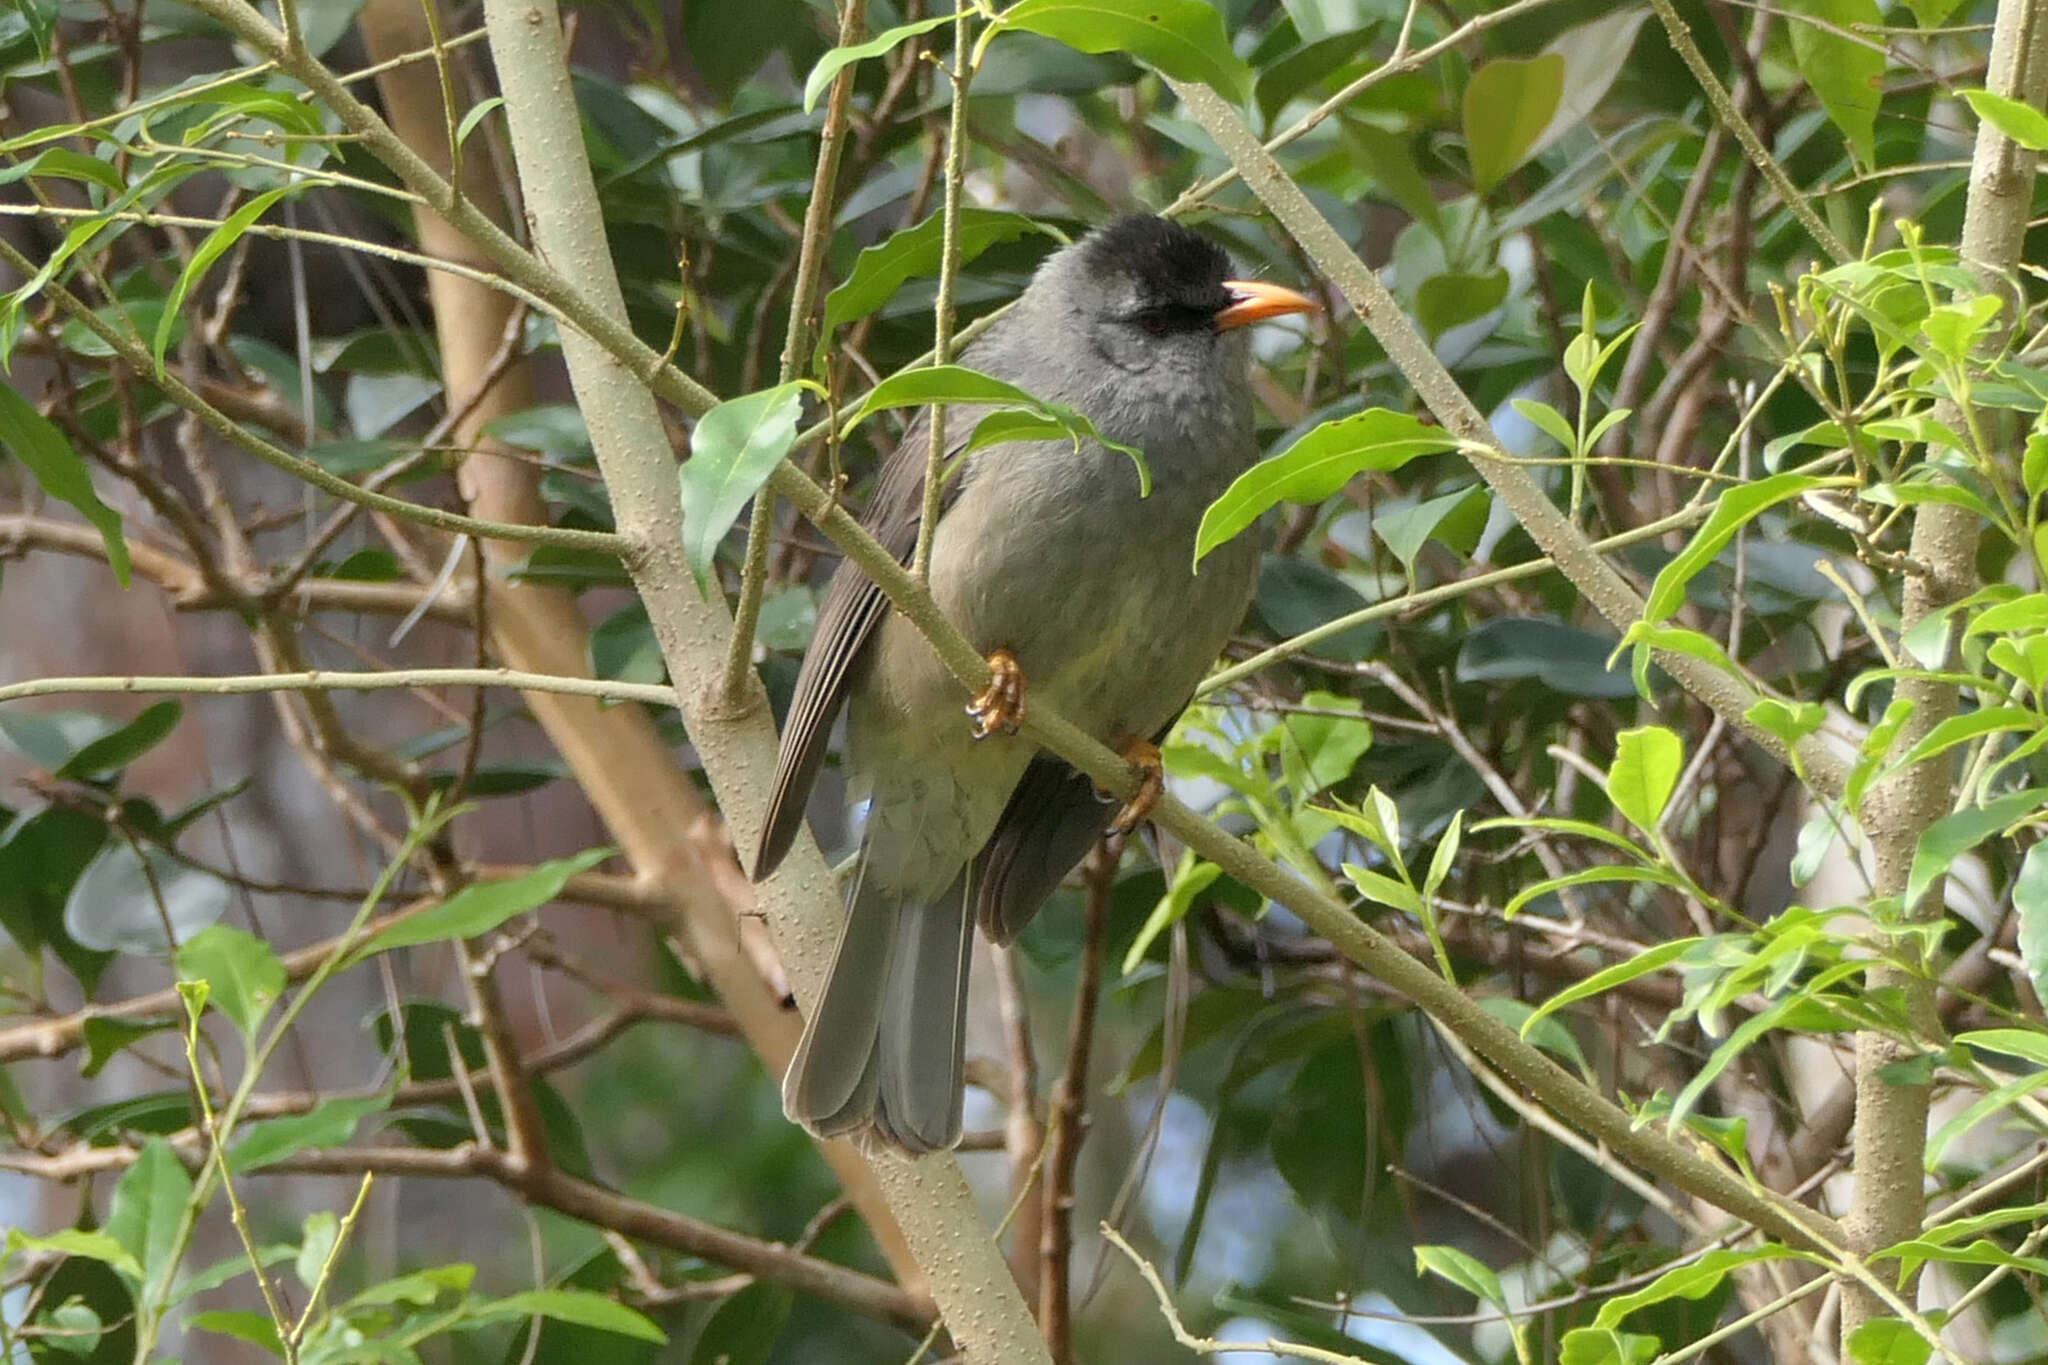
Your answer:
[1104,737,1164,835]
[966,648,1026,739]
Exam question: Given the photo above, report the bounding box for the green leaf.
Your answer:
[1783,0,1885,167]
[228,1090,392,1171]
[1592,1247,1803,1330]
[175,925,285,1040]
[1001,0,1251,102]
[842,365,1150,491]
[2,1228,143,1285]
[1845,1319,1932,1365]
[841,364,1040,429]
[1525,9,1652,164]
[53,701,182,781]
[155,187,289,372]
[1462,52,1564,192]
[1415,268,1508,340]
[455,95,504,149]
[1195,409,1455,564]
[349,849,611,960]
[1372,485,1487,571]
[1414,1245,1505,1311]
[65,842,231,955]
[106,1137,193,1304]
[295,1211,338,1291]
[1964,591,2048,636]
[1607,726,1683,835]
[1954,1027,2048,1068]
[683,1285,788,1361]
[1255,555,1380,663]
[1961,88,2048,152]
[1643,474,1822,628]
[1891,706,2034,771]
[0,146,126,195]
[803,14,954,112]
[2026,433,2048,501]
[0,382,129,586]
[2017,841,2048,1009]
[1747,698,1829,753]
[820,209,1054,341]
[1559,1327,1660,1365]
[1907,787,2048,909]
[1122,848,1222,974]
[1520,938,1699,1036]
[1257,26,1381,127]
[1457,617,1635,699]
[188,1309,284,1356]
[1513,396,1578,453]
[81,1015,178,1079]
[677,382,808,595]
[1342,862,1423,915]
[477,1289,668,1344]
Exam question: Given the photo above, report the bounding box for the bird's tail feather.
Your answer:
[782,852,974,1155]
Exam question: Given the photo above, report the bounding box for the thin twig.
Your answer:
[1039,842,1112,1361]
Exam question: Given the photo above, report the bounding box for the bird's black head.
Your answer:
[1080,215,1236,338]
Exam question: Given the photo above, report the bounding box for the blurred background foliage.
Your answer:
[0,0,2040,1361]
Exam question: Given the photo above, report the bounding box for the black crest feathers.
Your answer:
[1080,215,1231,303]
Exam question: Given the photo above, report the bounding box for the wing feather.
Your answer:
[752,417,955,879]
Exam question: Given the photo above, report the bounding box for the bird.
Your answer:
[752,214,1318,1155]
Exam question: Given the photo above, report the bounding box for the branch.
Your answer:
[472,0,1030,1341]
[0,668,679,708]
[0,1140,933,1334]
[1162,77,1853,804]
[0,513,475,620]
[0,869,659,1065]
[1039,845,1111,1363]
[184,0,1856,1293]
[1841,0,2048,1337]
[0,238,623,556]
[354,0,921,1287]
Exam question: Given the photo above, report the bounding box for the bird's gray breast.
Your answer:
[929,360,1259,740]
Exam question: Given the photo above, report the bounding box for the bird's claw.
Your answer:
[1104,738,1164,835]
[967,648,1026,739]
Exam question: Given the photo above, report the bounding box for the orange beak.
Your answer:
[1215,279,1320,330]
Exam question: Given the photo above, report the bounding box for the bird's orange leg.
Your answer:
[966,648,1026,738]
[1105,737,1164,835]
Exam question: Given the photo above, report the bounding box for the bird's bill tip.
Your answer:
[1215,279,1320,330]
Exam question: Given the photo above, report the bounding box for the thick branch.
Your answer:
[1841,0,2048,1337]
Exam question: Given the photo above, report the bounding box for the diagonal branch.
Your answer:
[1162,76,1852,803]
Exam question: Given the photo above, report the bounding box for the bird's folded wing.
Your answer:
[752,415,958,880]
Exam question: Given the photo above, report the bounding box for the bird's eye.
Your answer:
[1135,308,1175,337]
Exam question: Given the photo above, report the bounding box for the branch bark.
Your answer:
[1841,0,2048,1339]
[353,0,921,1289]
[472,0,1049,1356]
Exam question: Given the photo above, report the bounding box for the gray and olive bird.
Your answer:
[752,215,1317,1154]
